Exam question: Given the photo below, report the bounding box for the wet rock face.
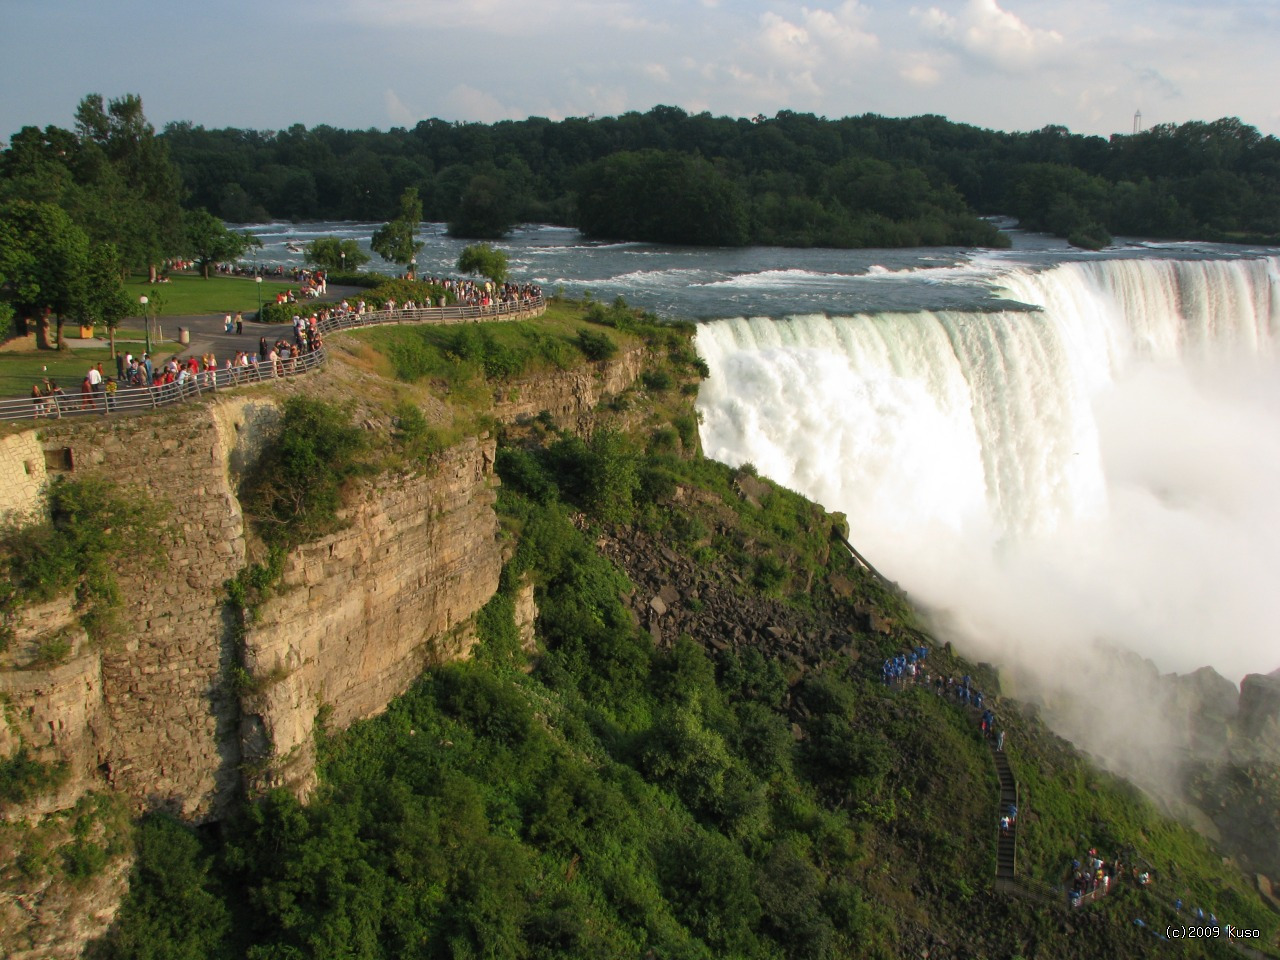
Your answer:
[1239,672,1280,742]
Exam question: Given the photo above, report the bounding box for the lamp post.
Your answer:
[409,256,416,281]
[255,275,263,320]
[340,250,346,274]
[139,295,150,355]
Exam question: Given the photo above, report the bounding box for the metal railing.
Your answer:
[0,296,546,423]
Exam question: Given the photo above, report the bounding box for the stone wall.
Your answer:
[0,429,47,524]
[240,436,503,796]
[10,405,250,819]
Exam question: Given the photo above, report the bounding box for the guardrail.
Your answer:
[0,296,545,423]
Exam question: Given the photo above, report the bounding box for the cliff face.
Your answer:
[493,342,647,431]
[2,405,250,820]
[240,436,502,796]
[0,401,504,821]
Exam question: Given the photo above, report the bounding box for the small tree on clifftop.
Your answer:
[372,188,424,278]
[456,243,509,286]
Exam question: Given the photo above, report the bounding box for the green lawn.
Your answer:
[0,343,158,399]
[124,272,299,317]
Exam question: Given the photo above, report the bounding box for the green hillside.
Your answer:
[90,302,1278,960]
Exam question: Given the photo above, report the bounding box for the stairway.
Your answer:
[991,744,1018,880]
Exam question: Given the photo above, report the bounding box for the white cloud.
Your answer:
[442,84,516,124]
[916,0,1062,72]
[325,0,661,34]
[757,2,877,69]
[643,62,671,83]
[899,55,942,87]
[383,88,421,127]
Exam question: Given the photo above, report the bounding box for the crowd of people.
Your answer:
[875,642,1254,935]
[23,275,545,420]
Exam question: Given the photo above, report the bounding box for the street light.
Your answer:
[139,295,150,355]
[255,275,263,319]
[409,256,416,281]
[340,250,346,273]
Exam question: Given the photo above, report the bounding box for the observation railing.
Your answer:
[0,296,545,423]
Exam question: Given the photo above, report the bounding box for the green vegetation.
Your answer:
[457,242,509,285]
[305,236,370,273]
[182,209,261,279]
[0,475,163,649]
[239,396,368,556]
[0,747,70,807]
[0,791,131,904]
[0,345,146,398]
[153,106,1280,248]
[121,273,295,315]
[576,149,750,245]
[371,187,425,276]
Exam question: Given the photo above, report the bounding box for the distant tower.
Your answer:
[1133,109,1143,135]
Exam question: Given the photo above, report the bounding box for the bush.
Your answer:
[0,475,162,646]
[0,747,70,807]
[642,369,674,392]
[99,814,231,960]
[576,329,618,361]
[240,397,366,551]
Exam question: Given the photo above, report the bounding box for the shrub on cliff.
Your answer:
[240,396,367,552]
[0,475,163,647]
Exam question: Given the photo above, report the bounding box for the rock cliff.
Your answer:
[239,435,502,797]
[0,399,504,821]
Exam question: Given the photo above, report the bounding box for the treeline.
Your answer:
[0,95,258,341]
[161,107,1280,248]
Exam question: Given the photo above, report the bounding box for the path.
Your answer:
[0,295,546,422]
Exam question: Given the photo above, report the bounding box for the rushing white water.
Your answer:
[696,255,1280,683]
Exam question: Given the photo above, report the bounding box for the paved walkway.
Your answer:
[67,285,368,365]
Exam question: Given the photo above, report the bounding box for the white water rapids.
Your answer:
[696,255,1280,684]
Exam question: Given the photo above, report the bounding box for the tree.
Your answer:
[182,208,260,278]
[456,242,509,286]
[448,171,515,239]
[575,150,749,245]
[82,242,133,357]
[73,94,184,281]
[371,186,424,277]
[305,237,369,273]
[0,200,91,348]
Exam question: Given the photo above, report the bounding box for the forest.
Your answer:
[158,106,1280,249]
[3,95,1280,344]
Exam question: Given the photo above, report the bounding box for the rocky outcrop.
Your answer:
[1239,671,1280,742]
[593,525,865,672]
[240,437,503,796]
[1,399,507,821]
[493,342,647,432]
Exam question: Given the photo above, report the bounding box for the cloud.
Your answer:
[383,89,421,127]
[757,2,878,69]
[324,0,660,35]
[442,84,517,124]
[643,62,671,83]
[898,53,943,87]
[916,0,1062,72]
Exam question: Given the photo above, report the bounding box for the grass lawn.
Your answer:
[124,272,299,316]
[0,342,157,399]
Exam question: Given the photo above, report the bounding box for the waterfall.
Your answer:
[695,255,1280,681]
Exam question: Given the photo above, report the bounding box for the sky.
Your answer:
[2,0,1279,141]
